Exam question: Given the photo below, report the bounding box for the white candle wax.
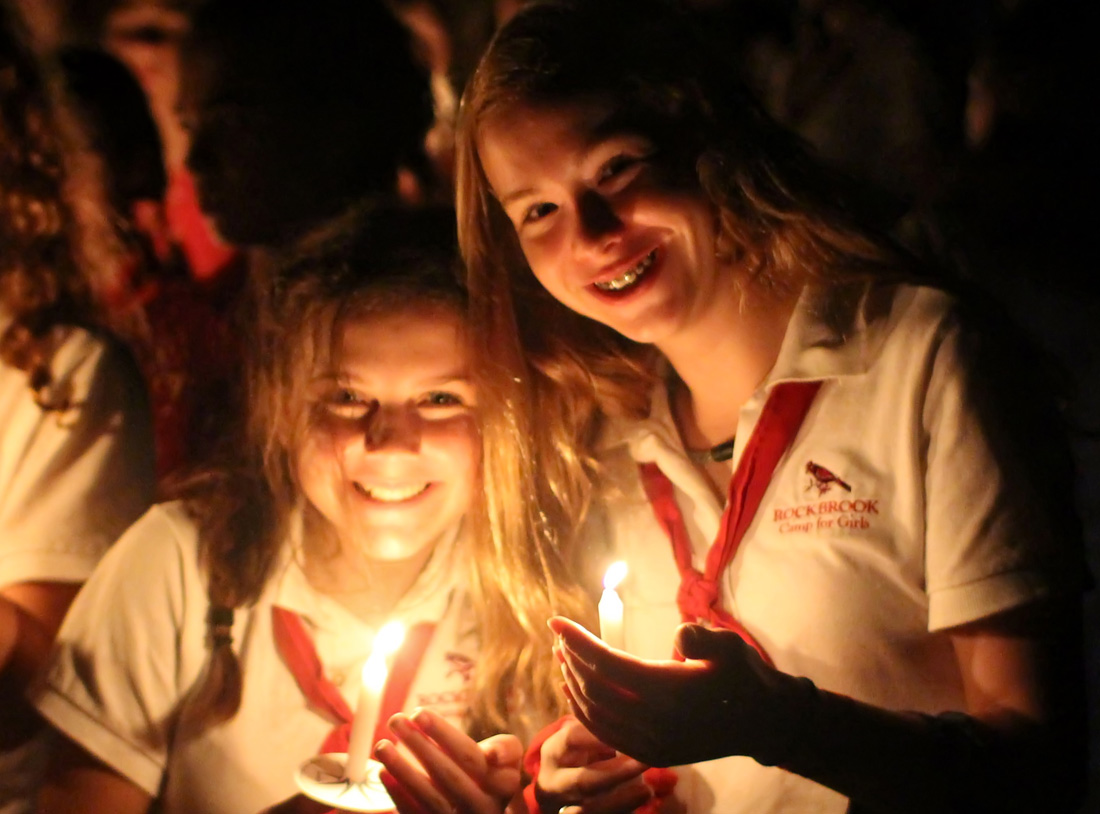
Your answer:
[598,561,627,650]
[344,621,405,783]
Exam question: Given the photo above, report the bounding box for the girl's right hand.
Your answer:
[375,708,522,814]
[535,718,652,814]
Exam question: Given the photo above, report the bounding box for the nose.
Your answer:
[572,189,623,258]
[363,404,420,453]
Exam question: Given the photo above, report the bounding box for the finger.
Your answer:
[674,622,756,667]
[563,686,658,765]
[559,649,642,710]
[579,774,653,814]
[558,720,617,760]
[385,720,498,814]
[542,718,616,770]
[408,708,489,780]
[480,735,523,797]
[559,657,642,741]
[481,764,522,800]
[482,734,523,769]
[552,754,650,798]
[553,625,663,692]
[380,765,429,814]
[373,739,453,814]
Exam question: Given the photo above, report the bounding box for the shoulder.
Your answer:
[46,325,147,413]
[83,502,204,598]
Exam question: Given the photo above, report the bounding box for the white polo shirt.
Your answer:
[0,316,154,588]
[1,314,154,814]
[33,503,480,814]
[599,283,1075,813]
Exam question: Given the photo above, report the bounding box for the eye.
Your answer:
[319,388,372,420]
[522,201,558,225]
[596,152,650,190]
[420,391,467,409]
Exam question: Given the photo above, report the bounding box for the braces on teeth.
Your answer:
[595,251,655,292]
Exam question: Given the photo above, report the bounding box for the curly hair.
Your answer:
[1,1,123,408]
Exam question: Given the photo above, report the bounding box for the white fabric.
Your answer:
[1,315,154,814]
[599,283,1073,813]
[0,317,154,587]
[33,502,479,814]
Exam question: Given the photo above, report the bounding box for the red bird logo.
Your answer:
[444,652,475,683]
[806,461,852,495]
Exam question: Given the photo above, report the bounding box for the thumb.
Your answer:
[674,623,751,663]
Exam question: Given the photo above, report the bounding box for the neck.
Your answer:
[302,516,449,625]
[660,279,799,448]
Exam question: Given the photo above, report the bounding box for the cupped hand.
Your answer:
[549,617,812,768]
[374,708,522,814]
[534,717,652,814]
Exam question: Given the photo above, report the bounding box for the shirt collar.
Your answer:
[603,280,899,458]
[765,281,888,385]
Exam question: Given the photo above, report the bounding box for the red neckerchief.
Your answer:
[638,380,822,665]
[270,606,436,753]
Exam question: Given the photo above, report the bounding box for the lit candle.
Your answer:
[344,621,405,783]
[598,561,627,650]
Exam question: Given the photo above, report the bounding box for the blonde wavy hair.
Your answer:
[176,206,574,739]
[454,0,917,688]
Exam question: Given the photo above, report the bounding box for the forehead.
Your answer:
[336,302,469,370]
[480,99,625,153]
[477,100,646,191]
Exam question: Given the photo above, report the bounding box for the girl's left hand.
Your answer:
[375,708,523,814]
[549,617,813,768]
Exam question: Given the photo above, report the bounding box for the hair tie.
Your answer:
[206,605,235,647]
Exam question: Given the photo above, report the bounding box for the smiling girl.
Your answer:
[29,208,586,814]
[454,1,1086,813]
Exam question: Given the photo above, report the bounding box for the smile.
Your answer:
[353,482,430,502]
[593,249,656,292]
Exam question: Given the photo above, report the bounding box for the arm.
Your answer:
[1,582,83,685]
[35,737,153,814]
[0,582,82,748]
[553,601,1085,814]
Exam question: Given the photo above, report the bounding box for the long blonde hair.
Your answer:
[175,206,575,738]
[454,0,917,696]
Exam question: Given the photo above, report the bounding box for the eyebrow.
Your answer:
[499,187,535,208]
[494,124,650,209]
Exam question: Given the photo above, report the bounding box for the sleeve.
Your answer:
[0,330,155,587]
[922,310,1083,631]
[31,505,206,796]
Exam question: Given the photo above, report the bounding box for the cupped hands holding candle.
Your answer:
[548,617,817,770]
[373,708,524,814]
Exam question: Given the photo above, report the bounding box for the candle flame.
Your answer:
[374,620,406,656]
[603,560,627,591]
[361,621,406,691]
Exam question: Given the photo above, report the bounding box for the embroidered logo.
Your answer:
[770,459,878,535]
[805,460,852,495]
[444,651,475,684]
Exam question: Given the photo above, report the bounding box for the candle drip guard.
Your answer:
[295,752,396,812]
